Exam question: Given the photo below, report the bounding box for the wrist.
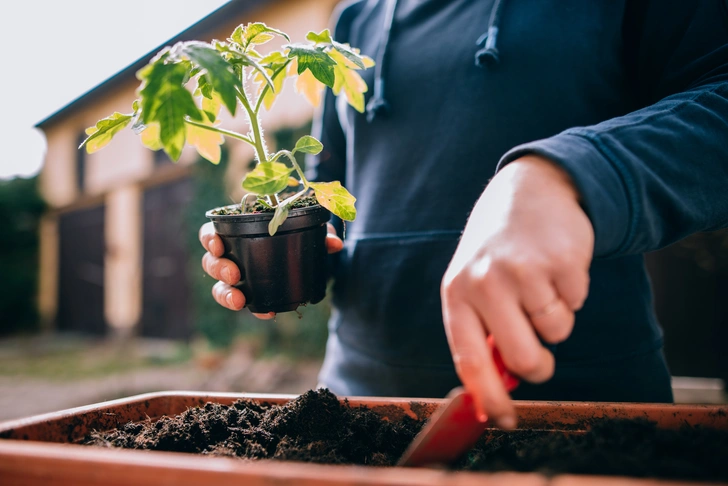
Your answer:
[502,154,581,203]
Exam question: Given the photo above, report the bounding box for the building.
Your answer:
[35,0,338,339]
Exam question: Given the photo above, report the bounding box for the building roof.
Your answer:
[35,0,268,128]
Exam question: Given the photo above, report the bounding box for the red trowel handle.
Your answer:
[487,334,520,392]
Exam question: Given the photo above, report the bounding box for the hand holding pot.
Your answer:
[199,222,344,317]
[440,155,594,429]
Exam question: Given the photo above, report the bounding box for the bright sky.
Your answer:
[0,0,229,179]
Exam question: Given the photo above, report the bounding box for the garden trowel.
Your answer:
[397,335,520,467]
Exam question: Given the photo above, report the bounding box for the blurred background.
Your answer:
[0,0,726,422]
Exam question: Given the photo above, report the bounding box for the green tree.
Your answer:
[0,176,45,335]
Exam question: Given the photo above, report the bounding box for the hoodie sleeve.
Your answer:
[497,0,728,258]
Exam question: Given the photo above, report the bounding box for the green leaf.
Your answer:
[293,135,323,155]
[306,29,332,44]
[309,181,357,221]
[332,41,366,69]
[197,74,213,99]
[158,90,201,161]
[214,40,276,91]
[259,50,289,69]
[79,112,132,153]
[242,162,294,195]
[233,22,289,52]
[287,44,336,88]
[176,42,239,116]
[138,61,202,161]
[268,202,290,236]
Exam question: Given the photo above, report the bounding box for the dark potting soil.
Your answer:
[211,194,319,215]
[82,389,728,480]
[83,389,420,466]
[463,418,728,481]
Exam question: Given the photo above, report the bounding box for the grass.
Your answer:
[0,336,193,381]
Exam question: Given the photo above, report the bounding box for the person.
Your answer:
[199,0,728,429]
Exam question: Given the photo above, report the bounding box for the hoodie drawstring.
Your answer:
[475,0,505,67]
[366,0,505,122]
[366,0,398,122]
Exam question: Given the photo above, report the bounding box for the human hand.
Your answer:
[441,155,594,428]
[199,221,344,318]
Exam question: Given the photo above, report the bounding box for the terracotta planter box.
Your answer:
[0,391,726,486]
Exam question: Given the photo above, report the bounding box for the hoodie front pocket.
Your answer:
[330,231,461,367]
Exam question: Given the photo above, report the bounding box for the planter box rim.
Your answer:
[1,391,726,486]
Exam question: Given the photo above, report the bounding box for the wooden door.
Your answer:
[57,205,106,334]
[139,178,194,339]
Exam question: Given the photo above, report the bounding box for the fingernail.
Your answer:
[222,266,232,283]
[497,416,517,430]
[226,292,234,307]
[477,412,488,423]
[208,238,218,254]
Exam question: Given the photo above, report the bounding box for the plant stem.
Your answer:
[279,150,309,189]
[184,119,255,146]
[237,88,269,164]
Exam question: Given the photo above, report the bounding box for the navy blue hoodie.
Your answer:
[308,0,728,400]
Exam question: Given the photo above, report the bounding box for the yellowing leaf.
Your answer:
[309,181,357,221]
[186,122,224,164]
[329,50,368,113]
[79,112,133,153]
[362,55,375,68]
[254,65,286,111]
[232,23,289,51]
[295,66,324,107]
[140,122,163,151]
[306,29,332,44]
[242,161,294,195]
[201,92,222,123]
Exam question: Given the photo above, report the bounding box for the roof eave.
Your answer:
[35,0,269,129]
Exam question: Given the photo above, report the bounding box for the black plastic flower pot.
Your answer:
[206,204,330,313]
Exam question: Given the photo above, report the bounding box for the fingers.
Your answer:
[200,224,282,319]
[553,266,590,311]
[472,277,555,384]
[519,276,575,344]
[202,253,241,286]
[442,294,516,429]
[325,223,344,254]
[199,222,224,257]
[212,281,245,311]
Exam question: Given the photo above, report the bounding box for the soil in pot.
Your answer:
[82,389,728,481]
[210,194,320,215]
